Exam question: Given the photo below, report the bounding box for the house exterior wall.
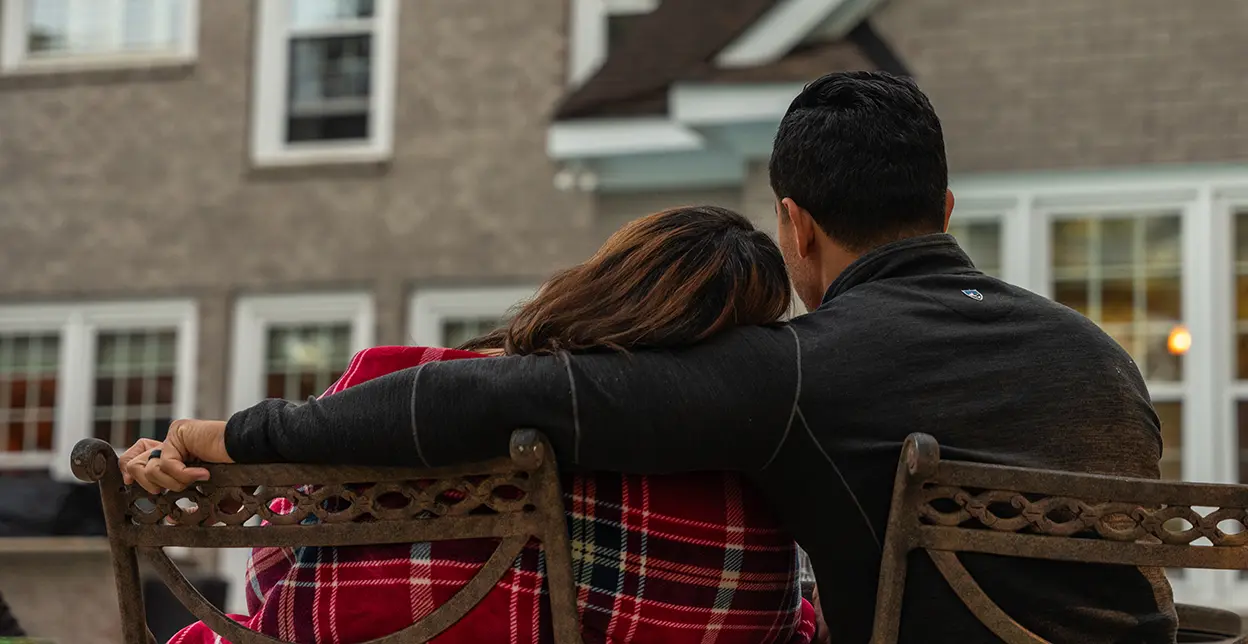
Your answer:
[593,187,743,241]
[0,0,596,420]
[872,0,1248,173]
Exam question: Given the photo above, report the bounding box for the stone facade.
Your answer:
[873,0,1248,174]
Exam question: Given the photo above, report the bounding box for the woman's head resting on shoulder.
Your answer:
[462,205,791,355]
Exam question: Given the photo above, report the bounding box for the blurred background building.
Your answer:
[0,0,1247,641]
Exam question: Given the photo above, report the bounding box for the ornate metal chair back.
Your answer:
[871,432,1248,644]
[72,429,581,644]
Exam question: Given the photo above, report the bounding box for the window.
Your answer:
[0,333,58,463]
[251,0,399,166]
[1,0,197,72]
[1233,210,1248,488]
[0,301,196,479]
[1049,212,1185,479]
[92,329,178,447]
[1051,214,1184,383]
[409,287,535,348]
[947,219,1003,278]
[221,293,372,612]
[264,324,353,401]
[229,294,374,411]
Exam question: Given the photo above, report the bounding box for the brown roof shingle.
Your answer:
[555,1,907,120]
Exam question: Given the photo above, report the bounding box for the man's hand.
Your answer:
[118,419,232,494]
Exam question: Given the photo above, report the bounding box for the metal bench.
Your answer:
[71,429,581,644]
[870,432,1248,644]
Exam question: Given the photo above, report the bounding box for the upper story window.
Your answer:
[0,0,198,72]
[251,0,399,167]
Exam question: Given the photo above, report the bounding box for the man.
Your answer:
[126,72,1175,642]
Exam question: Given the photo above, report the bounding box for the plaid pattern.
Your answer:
[171,346,814,644]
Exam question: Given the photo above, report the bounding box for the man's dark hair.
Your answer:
[769,71,949,252]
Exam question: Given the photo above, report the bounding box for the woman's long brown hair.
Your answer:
[459,205,790,355]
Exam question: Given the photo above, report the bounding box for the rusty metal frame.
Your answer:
[71,429,581,644]
[870,433,1248,644]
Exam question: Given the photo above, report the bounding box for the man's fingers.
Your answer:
[119,439,161,484]
[135,457,166,494]
[124,450,155,490]
[160,457,211,486]
[145,457,189,493]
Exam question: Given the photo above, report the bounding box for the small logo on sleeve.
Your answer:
[962,289,984,301]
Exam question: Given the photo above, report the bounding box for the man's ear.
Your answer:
[781,197,818,259]
[943,189,955,232]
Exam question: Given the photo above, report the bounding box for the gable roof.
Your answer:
[555,0,908,120]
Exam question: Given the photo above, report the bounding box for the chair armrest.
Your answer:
[1176,603,1243,639]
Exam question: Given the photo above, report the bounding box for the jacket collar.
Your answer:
[820,233,979,306]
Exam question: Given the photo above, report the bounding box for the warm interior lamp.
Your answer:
[1167,325,1192,356]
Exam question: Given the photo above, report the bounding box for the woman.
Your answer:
[146,206,814,644]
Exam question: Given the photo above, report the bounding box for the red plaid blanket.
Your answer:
[171,346,814,644]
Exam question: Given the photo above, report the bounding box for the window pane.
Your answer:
[1051,219,1090,271]
[441,318,502,349]
[1049,214,1183,382]
[0,333,60,453]
[265,324,353,402]
[289,0,374,29]
[1156,401,1182,481]
[286,35,372,143]
[27,0,186,58]
[947,220,1002,278]
[287,114,369,143]
[92,330,177,447]
[1234,212,1248,378]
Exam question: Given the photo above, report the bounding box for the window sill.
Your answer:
[0,53,195,77]
[251,146,392,170]
[0,537,110,555]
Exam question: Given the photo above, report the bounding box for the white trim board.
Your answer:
[670,82,805,126]
[715,0,880,68]
[548,117,704,159]
[549,82,802,160]
[250,0,399,167]
[408,286,537,347]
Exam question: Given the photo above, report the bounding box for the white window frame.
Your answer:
[952,166,1248,609]
[1215,187,1248,608]
[222,292,374,613]
[409,286,536,347]
[228,293,375,413]
[0,300,197,481]
[0,0,199,74]
[250,0,399,168]
[945,197,1018,283]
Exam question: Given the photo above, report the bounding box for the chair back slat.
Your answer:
[119,513,544,548]
[870,433,1248,644]
[71,429,582,644]
[925,550,1046,644]
[933,460,1248,509]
